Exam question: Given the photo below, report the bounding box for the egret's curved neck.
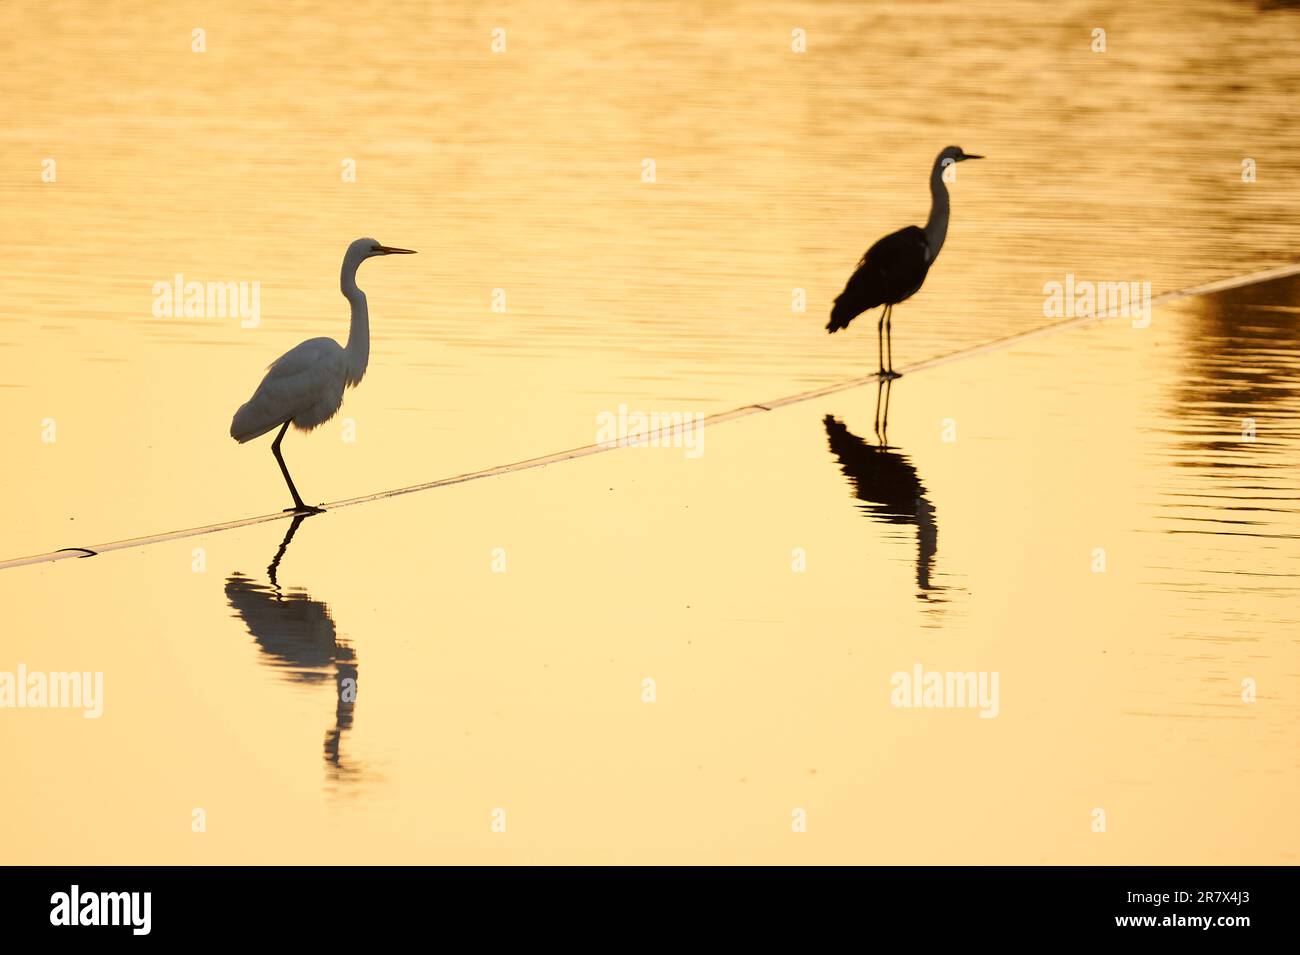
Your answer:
[923,159,951,259]
[341,254,369,386]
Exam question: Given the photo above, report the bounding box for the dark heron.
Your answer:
[827,146,982,378]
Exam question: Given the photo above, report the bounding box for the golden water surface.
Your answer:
[1,0,1297,863]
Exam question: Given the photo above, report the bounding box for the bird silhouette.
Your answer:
[823,384,941,597]
[828,146,982,378]
[231,238,415,513]
[225,514,362,782]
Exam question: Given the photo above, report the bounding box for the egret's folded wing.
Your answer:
[230,338,346,442]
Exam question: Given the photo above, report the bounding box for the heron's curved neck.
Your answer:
[341,256,369,386]
[923,160,951,258]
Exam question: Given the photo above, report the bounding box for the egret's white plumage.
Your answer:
[231,237,415,512]
[231,337,350,442]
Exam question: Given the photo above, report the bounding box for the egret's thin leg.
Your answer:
[271,421,322,514]
[268,512,311,589]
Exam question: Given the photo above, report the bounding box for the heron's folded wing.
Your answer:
[862,226,931,300]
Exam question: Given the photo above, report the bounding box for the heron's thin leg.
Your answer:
[885,304,894,375]
[877,311,885,376]
[880,376,892,443]
[271,421,323,514]
[874,378,885,442]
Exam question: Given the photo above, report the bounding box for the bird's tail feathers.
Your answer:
[826,295,860,333]
[230,399,285,444]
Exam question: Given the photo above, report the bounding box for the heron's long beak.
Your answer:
[377,246,417,255]
[962,153,984,161]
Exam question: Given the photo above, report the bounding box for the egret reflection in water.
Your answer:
[224,514,362,784]
[823,380,945,601]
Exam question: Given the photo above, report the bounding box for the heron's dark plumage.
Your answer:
[827,225,932,333]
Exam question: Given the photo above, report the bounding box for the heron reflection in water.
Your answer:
[823,379,945,601]
[225,514,361,784]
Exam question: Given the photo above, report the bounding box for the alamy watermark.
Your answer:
[595,404,705,459]
[50,885,150,935]
[152,274,260,327]
[890,663,999,719]
[1043,273,1151,328]
[0,664,103,718]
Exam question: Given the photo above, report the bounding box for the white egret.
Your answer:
[230,237,416,513]
[827,146,982,378]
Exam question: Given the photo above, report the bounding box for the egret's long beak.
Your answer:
[377,246,417,255]
[961,153,984,161]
